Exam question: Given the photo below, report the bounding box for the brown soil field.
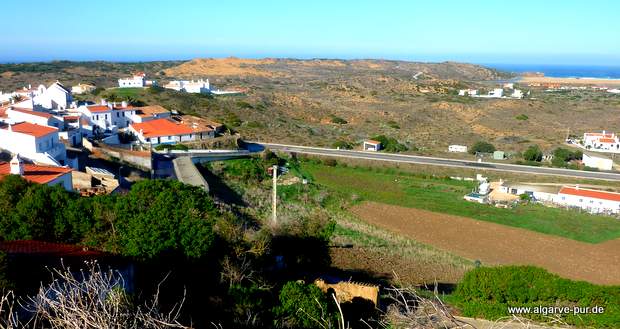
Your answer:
[350,202,620,285]
[330,245,468,285]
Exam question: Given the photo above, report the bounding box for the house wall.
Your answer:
[583,154,613,170]
[48,172,73,191]
[556,193,620,214]
[34,85,72,110]
[118,77,144,88]
[449,145,468,153]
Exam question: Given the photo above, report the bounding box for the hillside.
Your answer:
[4,58,620,157]
[163,57,509,81]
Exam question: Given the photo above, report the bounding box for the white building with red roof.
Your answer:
[118,72,146,88]
[0,154,72,191]
[128,118,215,145]
[556,186,620,214]
[77,100,137,132]
[6,107,63,128]
[0,122,66,166]
[583,131,620,152]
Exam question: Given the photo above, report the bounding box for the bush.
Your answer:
[223,158,268,183]
[275,281,337,328]
[154,143,189,151]
[386,120,400,129]
[330,115,348,125]
[371,135,408,153]
[523,145,543,162]
[515,114,529,120]
[331,140,352,150]
[552,148,582,167]
[453,266,620,328]
[469,141,496,154]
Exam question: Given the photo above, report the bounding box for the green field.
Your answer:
[302,161,620,243]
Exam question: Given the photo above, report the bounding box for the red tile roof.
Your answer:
[598,138,616,143]
[0,240,105,257]
[559,186,620,202]
[365,140,381,144]
[0,162,72,184]
[131,118,193,138]
[3,122,57,137]
[9,107,53,119]
[86,105,112,113]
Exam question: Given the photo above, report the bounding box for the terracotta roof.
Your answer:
[9,107,53,119]
[0,240,104,257]
[175,115,219,133]
[365,140,381,144]
[0,162,72,184]
[134,105,169,117]
[3,122,57,137]
[86,105,112,113]
[598,138,616,143]
[585,133,614,138]
[559,186,620,202]
[131,118,193,138]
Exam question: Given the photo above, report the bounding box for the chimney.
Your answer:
[139,129,143,135]
[121,101,128,108]
[575,184,580,190]
[108,102,113,110]
[10,154,24,175]
[101,99,107,106]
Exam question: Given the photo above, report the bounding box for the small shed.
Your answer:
[363,140,382,152]
[493,151,505,160]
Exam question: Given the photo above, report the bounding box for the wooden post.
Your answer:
[272,164,277,225]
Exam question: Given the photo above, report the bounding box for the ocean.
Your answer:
[483,64,620,79]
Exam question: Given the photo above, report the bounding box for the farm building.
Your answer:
[363,140,382,151]
[556,186,620,214]
[582,152,614,171]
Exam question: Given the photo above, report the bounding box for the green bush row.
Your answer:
[453,266,620,328]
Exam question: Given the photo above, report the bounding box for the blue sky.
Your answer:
[1,0,619,65]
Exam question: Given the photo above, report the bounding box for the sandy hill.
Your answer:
[163,57,508,81]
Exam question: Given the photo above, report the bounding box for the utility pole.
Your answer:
[272,164,278,225]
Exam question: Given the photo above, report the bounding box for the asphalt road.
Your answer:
[256,142,620,181]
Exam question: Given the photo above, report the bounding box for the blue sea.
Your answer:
[483,64,620,79]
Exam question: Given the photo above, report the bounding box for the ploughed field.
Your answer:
[351,202,620,285]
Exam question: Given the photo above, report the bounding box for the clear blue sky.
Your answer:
[1,0,619,65]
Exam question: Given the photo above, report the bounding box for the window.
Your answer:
[579,199,583,202]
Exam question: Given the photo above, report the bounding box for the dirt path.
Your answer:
[350,202,620,285]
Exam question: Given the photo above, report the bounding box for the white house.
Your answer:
[33,81,73,110]
[128,118,215,145]
[583,131,620,152]
[71,83,96,94]
[448,145,468,153]
[0,122,66,166]
[497,182,560,203]
[6,107,63,129]
[77,100,136,131]
[511,89,524,99]
[556,186,620,214]
[118,72,146,88]
[363,140,382,151]
[582,152,614,170]
[164,79,211,94]
[0,154,73,191]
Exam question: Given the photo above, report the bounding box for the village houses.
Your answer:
[0,154,73,191]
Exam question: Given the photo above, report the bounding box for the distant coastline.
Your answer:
[484,63,620,79]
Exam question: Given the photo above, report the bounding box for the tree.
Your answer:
[523,145,543,162]
[469,141,496,154]
[113,179,219,259]
[275,281,337,328]
[371,135,408,153]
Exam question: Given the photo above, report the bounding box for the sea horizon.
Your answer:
[483,63,620,79]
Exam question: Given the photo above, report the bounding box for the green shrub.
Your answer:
[515,114,529,120]
[469,141,495,154]
[453,266,620,328]
[371,135,408,153]
[523,145,543,162]
[274,281,337,328]
[331,140,353,150]
[386,120,400,129]
[330,115,348,125]
[223,158,268,183]
[154,143,189,151]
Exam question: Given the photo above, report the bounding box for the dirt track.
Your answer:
[351,202,620,285]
